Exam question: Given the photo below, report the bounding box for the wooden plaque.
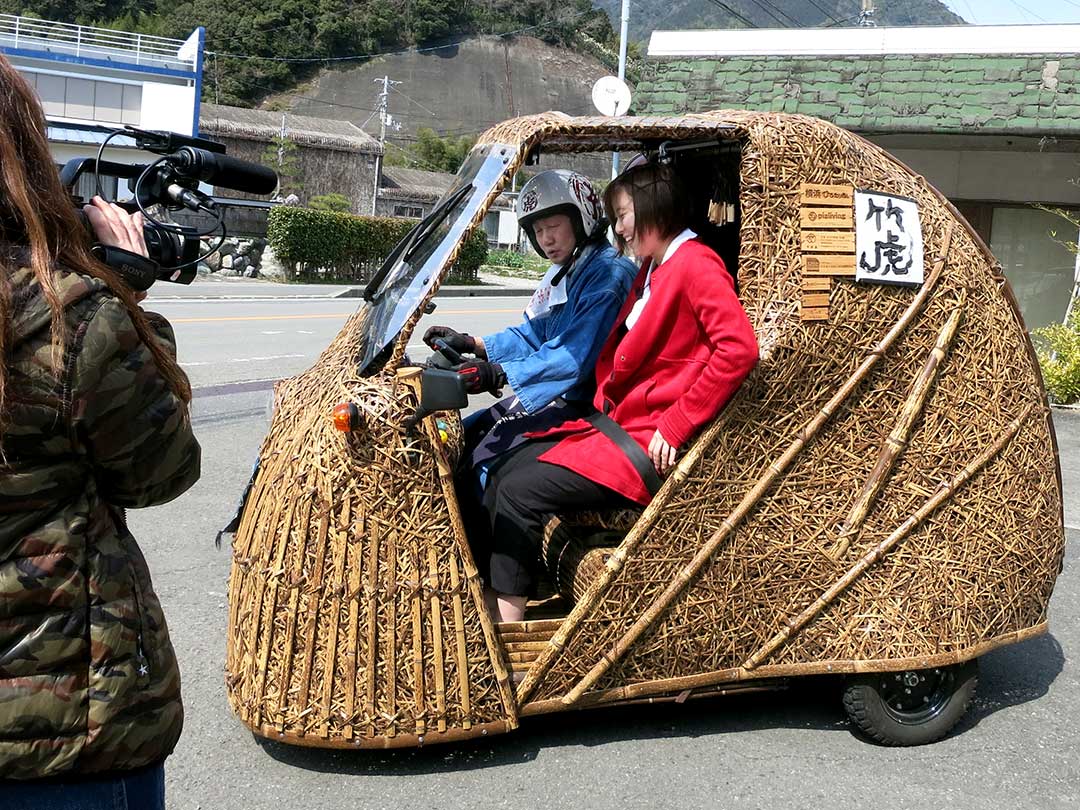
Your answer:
[803,254,856,276]
[801,231,855,253]
[799,183,854,207]
[801,293,831,308]
[800,207,854,229]
[802,276,831,292]
[800,306,830,322]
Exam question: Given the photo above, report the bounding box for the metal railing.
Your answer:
[0,14,196,71]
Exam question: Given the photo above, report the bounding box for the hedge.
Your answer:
[267,206,488,284]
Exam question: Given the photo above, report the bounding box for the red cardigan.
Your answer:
[535,238,758,504]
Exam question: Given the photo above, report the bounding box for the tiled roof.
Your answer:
[379,166,455,202]
[199,103,380,153]
[636,54,1080,135]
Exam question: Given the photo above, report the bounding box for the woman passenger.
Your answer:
[472,161,759,624]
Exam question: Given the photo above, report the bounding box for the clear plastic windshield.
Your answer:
[359,143,515,372]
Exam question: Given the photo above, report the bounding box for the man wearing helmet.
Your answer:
[424,169,636,449]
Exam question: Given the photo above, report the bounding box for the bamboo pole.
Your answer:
[273,493,314,728]
[246,494,294,726]
[829,298,965,559]
[743,401,1034,670]
[448,554,472,730]
[559,222,957,707]
[363,515,380,738]
[385,528,397,738]
[319,495,350,738]
[425,405,520,726]
[411,546,426,736]
[343,505,365,740]
[428,546,448,733]
[295,496,332,736]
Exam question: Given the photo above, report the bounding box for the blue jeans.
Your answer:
[3,761,165,810]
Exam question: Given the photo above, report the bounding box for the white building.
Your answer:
[0,13,204,199]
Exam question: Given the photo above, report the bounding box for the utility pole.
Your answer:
[859,0,876,27]
[373,75,401,215]
[612,0,630,179]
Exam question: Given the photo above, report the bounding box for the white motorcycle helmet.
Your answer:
[515,170,604,258]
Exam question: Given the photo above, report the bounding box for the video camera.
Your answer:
[60,126,279,291]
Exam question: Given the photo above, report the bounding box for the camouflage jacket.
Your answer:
[0,266,200,779]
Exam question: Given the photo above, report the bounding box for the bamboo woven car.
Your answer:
[225,111,1065,749]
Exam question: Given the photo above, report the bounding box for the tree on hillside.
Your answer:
[384,128,475,174]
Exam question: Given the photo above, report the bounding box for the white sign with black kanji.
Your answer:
[855,190,924,287]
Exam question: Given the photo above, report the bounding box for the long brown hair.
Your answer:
[0,54,191,433]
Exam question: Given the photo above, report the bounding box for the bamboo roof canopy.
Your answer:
[225,111,1064,748]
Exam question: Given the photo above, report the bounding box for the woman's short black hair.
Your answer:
[602,163,690,255]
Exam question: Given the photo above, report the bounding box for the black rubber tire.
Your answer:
[842,659,979,746]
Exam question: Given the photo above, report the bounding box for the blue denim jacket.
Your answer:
[483,241,637,414]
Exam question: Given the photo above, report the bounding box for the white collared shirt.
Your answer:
[524,262,568,320]
[624,228,697,331]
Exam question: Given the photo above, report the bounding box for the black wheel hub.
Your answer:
[877,668,955,725]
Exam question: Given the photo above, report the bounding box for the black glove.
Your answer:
[423,326,476,355]
[453,360,506,396]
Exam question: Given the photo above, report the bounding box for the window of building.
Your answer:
[393,204,423,219]
[958,200,1079,331]
[20,70,141,126]
[989,206,1078,331]
[483,210,499,242]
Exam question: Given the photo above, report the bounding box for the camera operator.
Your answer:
[0,55,200,809]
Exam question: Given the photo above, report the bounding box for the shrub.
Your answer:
[267,206,488,284]
[451,228,489,283]
[486,248,525,269]
[1032,304,1080,404]
[267,206,413,282]
[308,193,353,213]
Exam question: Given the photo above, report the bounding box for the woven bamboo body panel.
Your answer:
[226,310,517,746]
[510,112,1063,706]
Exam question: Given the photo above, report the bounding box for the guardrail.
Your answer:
[0,14,196,71]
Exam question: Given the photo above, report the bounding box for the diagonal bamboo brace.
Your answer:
[559,221,957,707]
[829,296,966,560]
[743,401,1034,670]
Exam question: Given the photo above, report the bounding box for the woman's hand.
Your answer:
[83,196,148,259]
[648,429,678,475]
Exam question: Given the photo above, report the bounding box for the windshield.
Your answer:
[359,143,514,372]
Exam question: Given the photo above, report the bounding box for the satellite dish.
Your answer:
[592,76,632,117]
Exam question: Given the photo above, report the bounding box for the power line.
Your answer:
[701,0,759,29]
[204,10,597,63]
[1005,0,1046,22]
[390,84,439,118]
[801,0,846,26]
[746,0,799,27]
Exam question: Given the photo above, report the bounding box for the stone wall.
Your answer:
[201,132,380,215]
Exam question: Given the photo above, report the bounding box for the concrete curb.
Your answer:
[150,285,534,302]
[333,285,535,299]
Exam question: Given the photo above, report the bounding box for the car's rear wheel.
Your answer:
[842,659,979,746]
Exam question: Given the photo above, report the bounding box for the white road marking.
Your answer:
[183,353,306,367]
[260,330,285,335]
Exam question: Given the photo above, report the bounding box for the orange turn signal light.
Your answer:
[332,402,361,432]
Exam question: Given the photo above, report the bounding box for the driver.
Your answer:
[424,169,637,480]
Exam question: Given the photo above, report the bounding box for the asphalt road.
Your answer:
[127,295,1079,810]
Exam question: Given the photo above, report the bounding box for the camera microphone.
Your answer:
[169,147,279,195]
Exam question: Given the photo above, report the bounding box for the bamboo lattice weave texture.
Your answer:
[515,113,1061,705]
[226,110,1063,745]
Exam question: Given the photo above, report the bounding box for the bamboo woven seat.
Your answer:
[541,509,642,604]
